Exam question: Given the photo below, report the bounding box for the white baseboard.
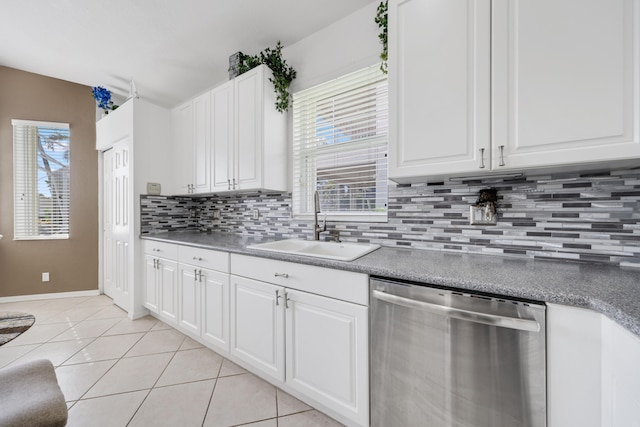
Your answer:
[0,289,101,304]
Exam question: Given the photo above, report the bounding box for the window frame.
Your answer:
[12,119,71,240]
[292,65,389,223]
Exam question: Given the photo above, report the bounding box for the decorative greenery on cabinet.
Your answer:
[237,41,297,113]
[375,0,388,74]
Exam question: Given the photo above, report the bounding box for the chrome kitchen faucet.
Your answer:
[313,190,327,241]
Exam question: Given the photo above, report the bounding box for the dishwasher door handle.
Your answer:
[372,289,540,332]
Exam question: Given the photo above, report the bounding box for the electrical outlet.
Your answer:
[42,272,50,282]
[469,206,497,225]
[213,209,221,220]
[252,209,259,220]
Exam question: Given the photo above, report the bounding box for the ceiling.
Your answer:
[1,0,372,108]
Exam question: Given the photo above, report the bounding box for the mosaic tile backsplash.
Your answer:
[141,168,640,267]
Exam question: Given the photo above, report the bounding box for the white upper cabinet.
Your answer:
[389,0,640,182]
[173,64,287,195]
[229,65,287,192]
[173,92,211,195]
[211,81,235,192]
[389,0,491,180]
[193,92,211,193]
[173,101,195,194]
[492,0,640,171]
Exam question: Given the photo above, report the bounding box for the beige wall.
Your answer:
[0,66,98,297]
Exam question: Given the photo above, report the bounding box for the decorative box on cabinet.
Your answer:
[389,0,640,183]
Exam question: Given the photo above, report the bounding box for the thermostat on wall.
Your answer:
[146,182,161,195]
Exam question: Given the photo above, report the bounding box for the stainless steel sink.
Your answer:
[247,239,380,262]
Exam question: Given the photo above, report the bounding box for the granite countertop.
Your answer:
[141,230,640,337]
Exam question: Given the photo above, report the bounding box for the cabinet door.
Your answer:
[602,316,640,427]
[179,265,201,336]
[388,0,491,182]
[158,258,178,325]
[211,81,235,192]
[143,254,158,313]
[547,303,602,427]
[193,92,211,193]
[230,275,285,382]
[286,290,369,427]
[173,101,194,194]
[492,0,640,170]
[234,67,263,190]
[201,268,230,352]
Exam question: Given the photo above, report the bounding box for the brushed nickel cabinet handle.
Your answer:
[479,148,485,169]
[274,273,289,278]
[499,145,506,167]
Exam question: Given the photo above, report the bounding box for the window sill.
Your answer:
[13,235,69,241]
[294,213,388,223]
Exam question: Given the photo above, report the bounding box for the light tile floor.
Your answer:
[0,295,345,427]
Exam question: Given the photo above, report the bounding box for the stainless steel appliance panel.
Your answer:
[370,277,546,427]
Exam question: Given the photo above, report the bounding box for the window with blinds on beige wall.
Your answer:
[12,119,70,240]
[292,65,389,222]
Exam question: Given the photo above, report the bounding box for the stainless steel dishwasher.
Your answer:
[370,277,546,427]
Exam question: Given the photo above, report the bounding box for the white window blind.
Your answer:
[292,65,388,221]
[12,119,70,240]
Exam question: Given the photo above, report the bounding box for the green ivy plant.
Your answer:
[375,0,388,74]
[237,41,297,113]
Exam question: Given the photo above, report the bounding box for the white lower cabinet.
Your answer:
[143,243,369,426]
[201,267,230,352]
[285,289,368,427]
[230,254,369,427]
[230,275,285,381]
[177,247,230,344]
[143,242,178,325]
[144,254,160,313]
[178,265,202,336]
[547,303,640,427]
[601,315,640,427]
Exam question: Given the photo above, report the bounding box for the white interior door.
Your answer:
[110,139,131,312]
[102,148,115,299]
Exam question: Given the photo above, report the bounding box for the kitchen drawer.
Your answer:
[231,254,368,306]
[143,240,178,259]
[179,246,229,273]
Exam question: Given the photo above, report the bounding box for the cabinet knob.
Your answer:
[274,273,289,278]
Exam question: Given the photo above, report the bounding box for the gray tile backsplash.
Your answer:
[141,168,640,267]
